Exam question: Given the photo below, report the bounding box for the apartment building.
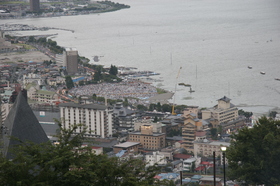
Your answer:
[128,125,165,150]
[193,140,230,158]
[202,96,238,125]
[27,84,60,105]
[59,102,113,138]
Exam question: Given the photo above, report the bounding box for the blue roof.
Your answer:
[157,173,179,180]
[116,150,126,157]
[191,175,202,180]
[72,77,85,83]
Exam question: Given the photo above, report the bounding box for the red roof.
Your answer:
[173,154,192,159]
[154,175,161,179]
[200,161,210,165]
[195,166,206,171]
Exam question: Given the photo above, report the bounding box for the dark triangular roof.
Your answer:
[2,91,49,159]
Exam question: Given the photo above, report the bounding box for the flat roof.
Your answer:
[113,142,140,148]
[59,102,108,110]
[129,131,165,137]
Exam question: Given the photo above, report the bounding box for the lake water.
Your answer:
[3,0,280,114]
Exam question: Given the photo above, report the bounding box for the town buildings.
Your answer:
[59,102,113,138]
[63,48,78,75]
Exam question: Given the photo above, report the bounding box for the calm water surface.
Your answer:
[3,0,280,114]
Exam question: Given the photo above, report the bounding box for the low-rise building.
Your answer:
[113,141,141,154]
[193,139,230,160]
[128,125,165,150]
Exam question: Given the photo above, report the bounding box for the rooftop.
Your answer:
[59,102,108,110]
[113,141,140,148]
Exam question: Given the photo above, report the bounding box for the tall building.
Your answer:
[63,48,78,75]
[1,91,49,159]
[59,102,113,138]
[181,113,202,153]
[30,0,40,12]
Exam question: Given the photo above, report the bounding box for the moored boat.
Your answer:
[260,71,265,75]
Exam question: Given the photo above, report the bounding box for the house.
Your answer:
[155,173,180,183]
[199,176,222,186]
[170,160,183,172]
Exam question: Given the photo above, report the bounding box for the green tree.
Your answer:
[149,103,157,111]
[156,102,162,111]
[238,109,253,118]
[210,128,217,139]
[137,104,148,111]
[162,104,172,112]
[93,69,102,82]
[109,64,118,76]
[123,98,129,107]
[226,116,280,185]
[65,76,74,89]
[269,111,277,119]
[0,122,167,186]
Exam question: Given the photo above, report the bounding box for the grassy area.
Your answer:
[15,43,35,50]
[156,88,168,94]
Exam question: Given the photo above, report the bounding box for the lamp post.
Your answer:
[213,151,216,186]
[221,146,227,186]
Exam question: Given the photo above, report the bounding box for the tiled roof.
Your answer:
[173,153,192,159]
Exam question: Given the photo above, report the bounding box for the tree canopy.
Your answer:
[65,76,74,89]
[0,122,170,186]
[226,116,280,185]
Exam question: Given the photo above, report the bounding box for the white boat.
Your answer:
[260,71,265,75]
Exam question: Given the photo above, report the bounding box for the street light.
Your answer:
[221,146,227,186]
[213,151,216,186]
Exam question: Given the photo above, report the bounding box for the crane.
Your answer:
[172,67,182,115]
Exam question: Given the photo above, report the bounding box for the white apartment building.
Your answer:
[183,157,201,172]
[145,151,167,167]
[59,102,113,138]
